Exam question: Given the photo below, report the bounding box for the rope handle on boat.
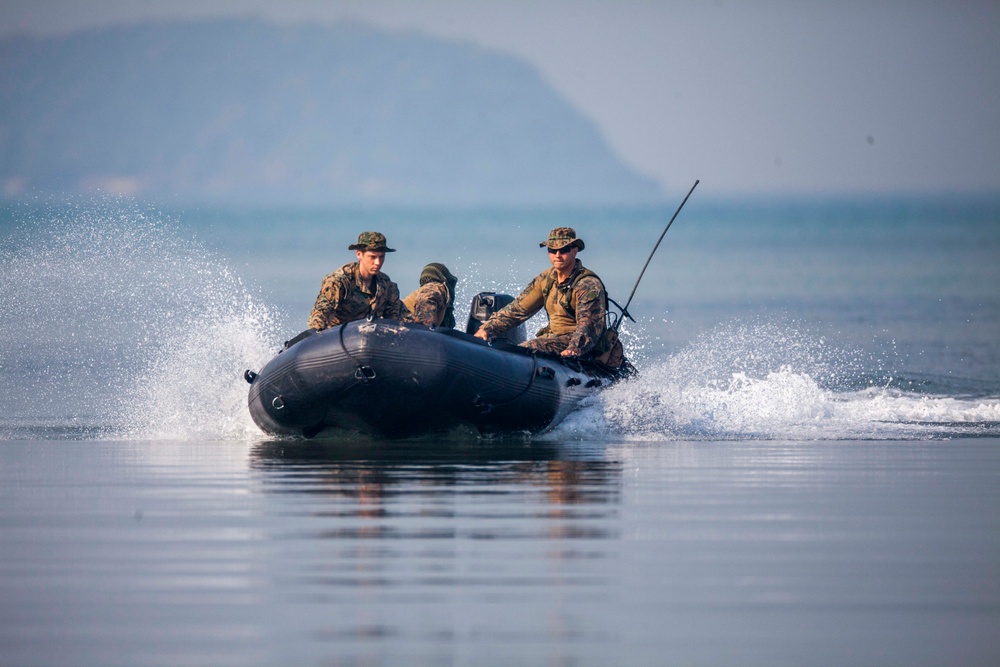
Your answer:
[473,353,543,413]
[339,321,376,382]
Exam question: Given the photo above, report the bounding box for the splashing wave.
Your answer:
[550,321,1000,441]
[4,203,997,442]
[0,199,284,440]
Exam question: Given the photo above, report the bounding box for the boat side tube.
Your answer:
[247,319,608,438]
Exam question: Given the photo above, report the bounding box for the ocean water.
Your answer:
[1,196,999,665]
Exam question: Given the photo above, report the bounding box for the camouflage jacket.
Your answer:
[403,281,453,328]
[307,262,408,331]
[481,260,607,355]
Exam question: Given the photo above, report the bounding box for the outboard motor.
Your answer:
[465,292,526,344]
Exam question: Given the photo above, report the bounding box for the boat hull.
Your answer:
[246,319,613,438]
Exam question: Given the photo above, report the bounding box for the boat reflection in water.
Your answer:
[250,438,622,533]
[248,438,625,660]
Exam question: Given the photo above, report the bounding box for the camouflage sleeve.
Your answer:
[307,273,345,330]
[381,280,409,321]
[408,283,449,326]
[482,273,546,336]
[566,276,607,354]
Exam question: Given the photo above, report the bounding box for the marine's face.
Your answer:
[547,244,578,272]
[356,250,386,280]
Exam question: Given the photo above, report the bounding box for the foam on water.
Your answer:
[550,320,1000,441]
[0,200,284,440]
[4,201,997,442]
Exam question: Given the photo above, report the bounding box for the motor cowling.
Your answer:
[465,292,526,344]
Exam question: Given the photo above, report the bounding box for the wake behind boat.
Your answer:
[245,294,631,438]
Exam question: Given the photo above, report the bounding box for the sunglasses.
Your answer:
[547,246,576,255]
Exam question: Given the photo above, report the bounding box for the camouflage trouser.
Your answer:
[520,334,574,355]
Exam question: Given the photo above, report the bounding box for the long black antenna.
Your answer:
[614,179,699,330]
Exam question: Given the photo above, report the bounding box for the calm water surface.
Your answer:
[2,437,998,666]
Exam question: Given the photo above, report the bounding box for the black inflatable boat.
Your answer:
[245,293,630,438]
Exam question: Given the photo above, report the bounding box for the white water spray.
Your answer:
[0,199,285,440]
[550,320,1000,441]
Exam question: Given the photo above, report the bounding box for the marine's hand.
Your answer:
[561,348,580,358]
[473,328,488,341]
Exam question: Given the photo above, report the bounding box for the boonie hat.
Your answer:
[539,227,584,251]
[349,231,395,252]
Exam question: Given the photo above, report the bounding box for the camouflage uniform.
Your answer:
[479,228,607,356]
[403,263,458,328]
[404,282,451,327]
[307,232,409,331]
[480,260,607,355]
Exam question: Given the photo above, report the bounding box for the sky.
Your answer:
[2,0,999,197]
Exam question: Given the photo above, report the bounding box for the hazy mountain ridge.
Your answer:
[0,19,663,206]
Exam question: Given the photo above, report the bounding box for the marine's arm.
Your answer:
[307,273,344,331]
[380,279,409,321]
[408,283,448,326]
[477,275,546,337]
[563,276,607,356]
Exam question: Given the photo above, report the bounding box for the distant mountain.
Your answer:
[0,19,663,206]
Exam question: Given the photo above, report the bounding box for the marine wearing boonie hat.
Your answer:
[539,227,585,251]
[307,230,406,330]
[348,231,396,253]
[476,224,608,359]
